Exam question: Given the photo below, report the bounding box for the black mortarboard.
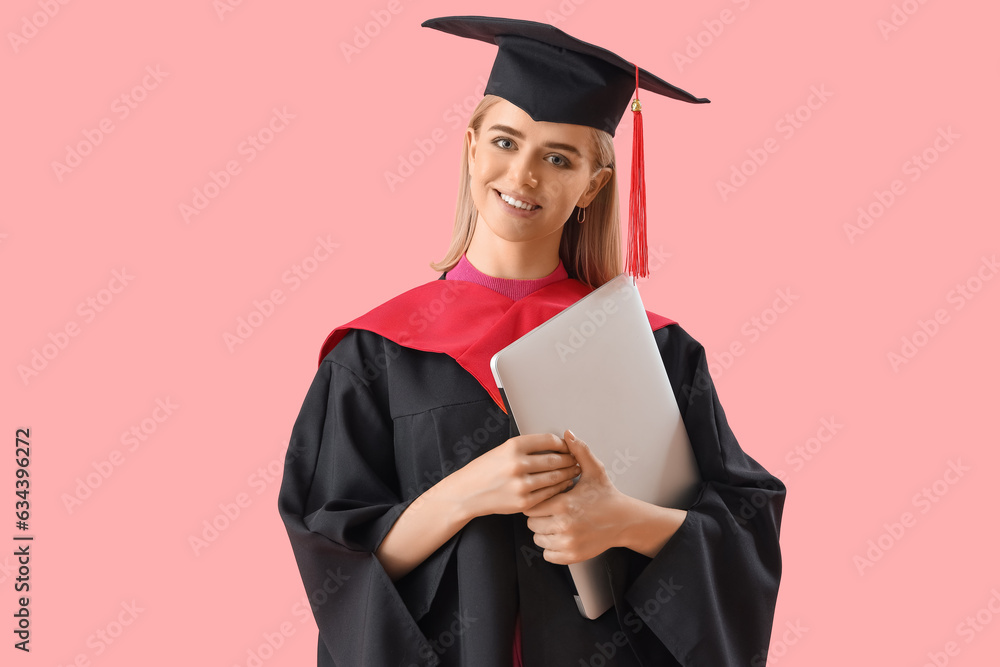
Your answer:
[421,16,708,136]
[421,15,710,278]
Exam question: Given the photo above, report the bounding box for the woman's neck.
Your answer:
[464,224,562,280]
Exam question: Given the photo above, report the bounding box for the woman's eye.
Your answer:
[494,138,513,149]
[548,154,569,167]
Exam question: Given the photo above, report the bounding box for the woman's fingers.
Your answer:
[526,514,564,535]
[525,463,580,491]
[516,432,570,455]
[526,477,576,505]
[512,433,579,475]
[456,433,581,517]
[522,452,578,474]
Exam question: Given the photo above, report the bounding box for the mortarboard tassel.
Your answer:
[626,64,648,279]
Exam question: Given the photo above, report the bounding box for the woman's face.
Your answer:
[466,99,611,250]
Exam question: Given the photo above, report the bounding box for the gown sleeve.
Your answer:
[277,329,458,666]
[618,323,785,666]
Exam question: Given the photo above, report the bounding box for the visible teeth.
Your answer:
[499,192,539,210]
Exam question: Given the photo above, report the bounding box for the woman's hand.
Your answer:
[377,433,578,581]
[523,430,687,564]
[444,432,581,520]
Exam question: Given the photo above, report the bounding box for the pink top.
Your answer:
[446,253,568,301]
[513,611,524,666]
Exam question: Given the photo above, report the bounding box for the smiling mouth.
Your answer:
[495,189,541,211]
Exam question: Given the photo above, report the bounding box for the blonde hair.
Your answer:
[430,95,621,289]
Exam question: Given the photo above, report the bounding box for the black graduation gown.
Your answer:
[278,278,785,667]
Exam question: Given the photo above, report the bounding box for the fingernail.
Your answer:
[566,429,577,442]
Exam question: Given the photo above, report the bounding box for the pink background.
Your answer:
[3,0,998,665]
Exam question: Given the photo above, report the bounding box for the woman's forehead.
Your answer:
[484,99,592,142]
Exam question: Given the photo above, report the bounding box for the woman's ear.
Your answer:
[577,166,613,208]
[466,127,477,169]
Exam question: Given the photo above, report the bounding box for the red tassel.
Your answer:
[626,65,648,279]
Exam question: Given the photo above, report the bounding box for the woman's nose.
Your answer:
[508,153,538,188]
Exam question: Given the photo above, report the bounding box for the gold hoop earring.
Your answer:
[577,206,586,223]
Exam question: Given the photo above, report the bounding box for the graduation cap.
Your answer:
[421,15,709,278]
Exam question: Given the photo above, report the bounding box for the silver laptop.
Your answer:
[490,273,700,620]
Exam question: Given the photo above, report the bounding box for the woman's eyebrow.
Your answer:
[486,124,583,157]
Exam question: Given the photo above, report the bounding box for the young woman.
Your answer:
[279,16,784,667]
